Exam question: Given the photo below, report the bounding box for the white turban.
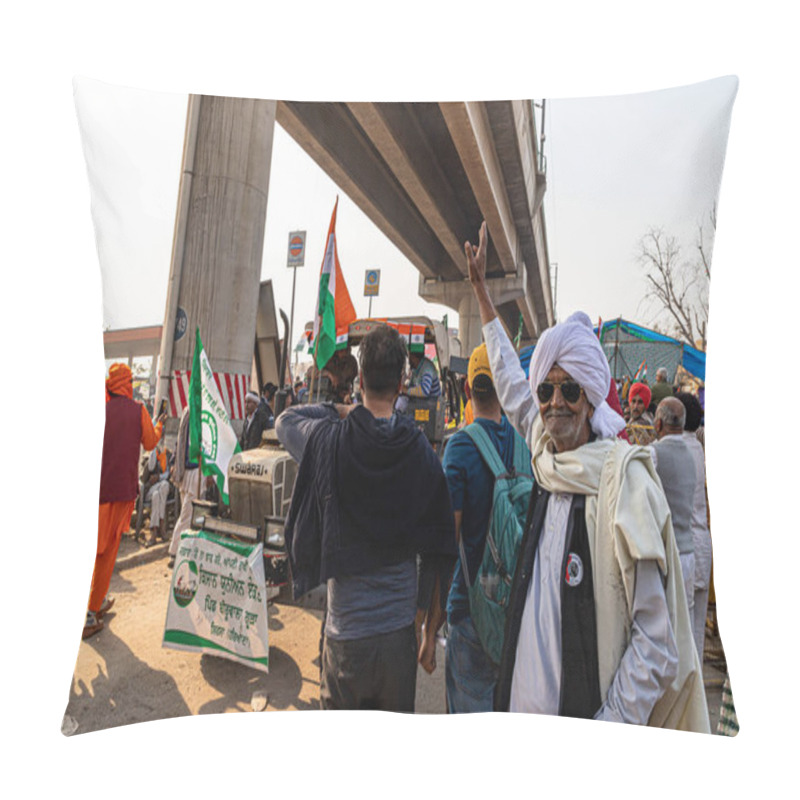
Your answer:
[529,311,625,439]
[245,391,260,404]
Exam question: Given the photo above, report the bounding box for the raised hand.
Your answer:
[465,220,488,285]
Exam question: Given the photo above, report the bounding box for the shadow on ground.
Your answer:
[64,620,192,736]
[198,647,320,714]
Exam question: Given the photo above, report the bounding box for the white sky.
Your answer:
[545,79,735,326]
[74,76,735,339]
[5,1,798,796]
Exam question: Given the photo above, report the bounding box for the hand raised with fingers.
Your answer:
[464,220,488,285]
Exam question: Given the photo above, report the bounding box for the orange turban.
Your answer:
[106,363,133,400]
[628,382,651,408]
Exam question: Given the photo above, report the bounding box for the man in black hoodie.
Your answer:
[276,325,455,712]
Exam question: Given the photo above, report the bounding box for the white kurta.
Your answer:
[145,480,170,527]
[483,317,696,726]
[169,467,201,557]
[145,450,171,528]
[683,431,712,663]
[649,442,697,624]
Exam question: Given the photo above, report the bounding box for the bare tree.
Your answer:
[637,207,715,351]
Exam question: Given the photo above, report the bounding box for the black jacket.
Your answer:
[283,405,456,599]
[239,404,272,451]
[494,484,601,718]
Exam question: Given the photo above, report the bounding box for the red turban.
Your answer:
[628,382,651,408]
[606,378,630,442]
[106,363,133,400]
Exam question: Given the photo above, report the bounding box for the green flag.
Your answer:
[188,328,241,504]
[513,312,524,351]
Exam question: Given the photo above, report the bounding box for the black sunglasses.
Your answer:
[536,380,583,404]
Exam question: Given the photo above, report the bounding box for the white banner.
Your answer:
[163,531,270,673]
[191,329,241,503]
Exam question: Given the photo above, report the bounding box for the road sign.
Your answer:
[174,307,188,342]
[287,231,306,267]
[364,269,380,297]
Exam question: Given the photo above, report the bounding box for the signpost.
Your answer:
[364,269,380,317]
[287,231,306,381]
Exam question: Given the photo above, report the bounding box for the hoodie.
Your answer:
[282,404,456,598]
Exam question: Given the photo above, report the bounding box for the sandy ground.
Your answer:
[64,533,444,736]
[63,531,726,736]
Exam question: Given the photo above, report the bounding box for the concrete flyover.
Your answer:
[276,100,554,353]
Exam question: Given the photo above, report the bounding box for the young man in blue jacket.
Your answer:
[442,343,531,712]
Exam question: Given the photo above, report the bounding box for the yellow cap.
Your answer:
[468,343,492,387]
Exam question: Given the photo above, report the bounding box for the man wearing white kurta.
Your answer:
[464,221,709,731]
[650,398,698,627]
[676,391,712,665]
[144,446,171,542]
[168,406,202,568]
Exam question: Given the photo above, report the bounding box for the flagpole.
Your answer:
[198,449,204,514]
[309,328,322,402]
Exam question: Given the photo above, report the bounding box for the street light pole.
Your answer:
[288,263,298,386]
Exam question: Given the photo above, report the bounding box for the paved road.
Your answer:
[64,532,726,736]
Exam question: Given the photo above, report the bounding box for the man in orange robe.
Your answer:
[84,363,165,639]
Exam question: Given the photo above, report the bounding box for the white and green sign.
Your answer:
[189,328,241,504]
[163,530,270,673]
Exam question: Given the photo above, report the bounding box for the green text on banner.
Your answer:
[163,530,270,673]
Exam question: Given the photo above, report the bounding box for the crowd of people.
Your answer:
[87,219,730,733]
[271,219,726,732]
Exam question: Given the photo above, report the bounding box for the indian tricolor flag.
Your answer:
[410,324,426,354]
[310,197,357,370]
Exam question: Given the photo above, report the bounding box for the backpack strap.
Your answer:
[463,423,510,479]
[459,422,509,590]
[511,429,532,477]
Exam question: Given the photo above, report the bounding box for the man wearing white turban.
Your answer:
[463,221,709,731]
[239,391,271,451]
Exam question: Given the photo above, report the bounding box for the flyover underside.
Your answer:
[483,101,550,333]
[275,100,551,342]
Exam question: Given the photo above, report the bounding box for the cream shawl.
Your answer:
[531,417,710,732]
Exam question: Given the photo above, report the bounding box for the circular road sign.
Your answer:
[287,230,306,267]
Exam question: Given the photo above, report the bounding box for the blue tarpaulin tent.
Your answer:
[518,319,705,382]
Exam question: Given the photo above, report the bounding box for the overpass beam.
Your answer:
[420,275,526,355]
[439,102,519,274]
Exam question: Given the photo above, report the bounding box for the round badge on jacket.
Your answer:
[565,553,584,587]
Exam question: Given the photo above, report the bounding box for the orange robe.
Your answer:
[88,405,162,613]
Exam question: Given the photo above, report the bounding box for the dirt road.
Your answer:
[64,532,725,736]
[63,535,446,735]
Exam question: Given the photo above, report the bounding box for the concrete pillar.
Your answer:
[456,293,483,357]
[419,275,526,355]
[156,95,277,423]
